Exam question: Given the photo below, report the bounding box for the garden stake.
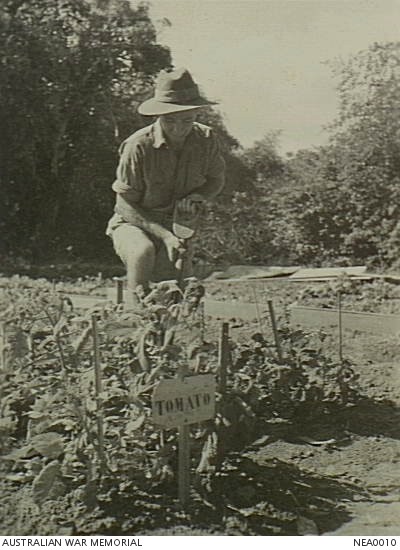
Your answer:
[199,299,205,343]
[338,292,343,363]
[218,322,230,394]
[268,300,283,363]
[1,322,6,371]
[177,363,190,509]
[252,284,263,335]
[91,314,106,474]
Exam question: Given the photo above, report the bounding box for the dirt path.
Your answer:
[247,358,400,536]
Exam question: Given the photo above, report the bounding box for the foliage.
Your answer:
[0,0,171,260]
[271,43,400,267]
[327,42,400,266]
[196,131,288,265]
[196,191,280,265]
[241,131,285,180]
[0,276,210,533]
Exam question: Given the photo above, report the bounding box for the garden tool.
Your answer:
[173,198,204,284]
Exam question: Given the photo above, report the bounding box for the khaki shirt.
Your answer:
[107,119,225,234]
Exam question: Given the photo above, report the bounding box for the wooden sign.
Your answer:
[152,374,216,428]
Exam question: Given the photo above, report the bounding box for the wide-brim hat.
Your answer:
[138,67,216,116]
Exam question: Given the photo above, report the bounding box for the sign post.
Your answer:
[152,373,216,508]
[178,422,190,507]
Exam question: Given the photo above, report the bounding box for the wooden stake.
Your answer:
[92,315,106,473]
[199,300,205,343]
[1,322,6,371]
[177,364,190,509]
[268,300,283,363]
[218,322,229,394]
[338,292,343,363]
[252,284,263,335]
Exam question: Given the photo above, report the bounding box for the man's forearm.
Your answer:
[115,194,172,241]
[193,175,225,202]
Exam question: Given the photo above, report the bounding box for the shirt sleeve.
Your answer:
[111,139,144,205]
[199,131,226,200]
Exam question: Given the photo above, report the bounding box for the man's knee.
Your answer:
[112,225,156,266]
[125,239,155,265]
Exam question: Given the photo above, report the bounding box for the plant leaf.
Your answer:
[72,325,92,353]
[32,460,60,504]
[30,432,64,459]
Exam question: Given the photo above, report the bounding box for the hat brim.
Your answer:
[138,97,216,116]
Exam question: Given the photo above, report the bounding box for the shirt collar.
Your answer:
[152,119,168,149]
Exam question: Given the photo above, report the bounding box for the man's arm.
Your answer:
[178,130,226,213]
[115,194,170,241]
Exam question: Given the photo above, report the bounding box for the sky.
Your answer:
[146,0,400,153]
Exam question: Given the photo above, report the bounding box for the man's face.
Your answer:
[159,111,198,145]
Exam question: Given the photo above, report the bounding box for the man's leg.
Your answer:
[112,224,156,306]
[152,241,177,282]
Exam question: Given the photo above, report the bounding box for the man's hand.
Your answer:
[163,232,186,263]
[176,193,205,216]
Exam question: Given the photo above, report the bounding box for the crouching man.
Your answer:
[106,68,225,307]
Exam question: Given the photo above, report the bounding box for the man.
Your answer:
[106,67,225,306]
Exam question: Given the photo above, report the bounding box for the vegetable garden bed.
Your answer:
[1,275,400,535]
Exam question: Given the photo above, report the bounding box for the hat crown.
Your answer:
[156,68,197,93]
[154,68,200,103]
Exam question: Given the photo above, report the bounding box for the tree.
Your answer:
[241,131,285,182]
[328,42,400,266]
[0,0,171,260]
[269,42,400,268]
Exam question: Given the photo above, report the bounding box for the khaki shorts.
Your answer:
[111,223,194,282]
